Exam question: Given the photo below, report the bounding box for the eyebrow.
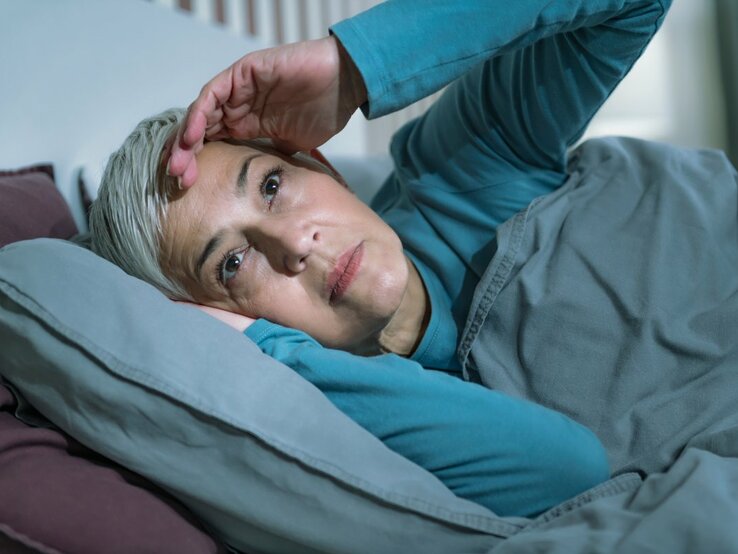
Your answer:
[193,152,262,282]
[194,232,224,283]
[236,152,262,195]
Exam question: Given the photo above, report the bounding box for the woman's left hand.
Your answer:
[176,301,256,332]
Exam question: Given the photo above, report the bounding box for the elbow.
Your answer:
[529,425,611,517]
[468,418,611,519]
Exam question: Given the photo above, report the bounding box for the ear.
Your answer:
[308,149,349,189]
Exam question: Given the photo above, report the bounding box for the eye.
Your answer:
[261,167,283,206]
[219,249,246,285]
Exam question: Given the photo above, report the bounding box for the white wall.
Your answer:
[583,0,727,151]
[0,0,266,229]
[299,0,730,157]
[0,0,727,229]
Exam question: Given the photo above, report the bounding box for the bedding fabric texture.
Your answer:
[0,140,738,554]
[0,239,519,554]
[2,138,738,553]
[0,164,228,554]
[456,136,738,551]
[4,0,738,551]
[0,382,227,554]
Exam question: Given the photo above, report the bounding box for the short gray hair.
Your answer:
[90,108,192,300]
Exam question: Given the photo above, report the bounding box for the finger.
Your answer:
[207,128,232,142]
[167,139,192,177]
[182,108,208,149]
[168,107,202,174]
[219,97,261,140]
[185,103,224,146]
[180,156,199,189]
[222,101,253,122]
[184,66,237,144]
[204,120,225,140]
[229,51,260,105]
[223,111,264,142]
[170,123,211,179]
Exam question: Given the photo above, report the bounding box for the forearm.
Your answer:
[331,0,671,120]
[245,319,609,517]
[334,35,367,113]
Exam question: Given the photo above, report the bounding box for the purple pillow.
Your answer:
[0,165,78,248]
[0,383,227,554]
[0,164,227,553]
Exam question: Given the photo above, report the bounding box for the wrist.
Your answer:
[332,35,368,110]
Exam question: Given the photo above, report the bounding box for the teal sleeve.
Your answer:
[245,319,609,517]
[331,0,671,330]
[332,0,671,173]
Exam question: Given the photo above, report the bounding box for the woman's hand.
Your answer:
[167,35,367,189]
[176,301,256,333]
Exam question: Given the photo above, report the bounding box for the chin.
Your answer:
[314,287,404,356]
[356,261,409,333]
[321,247,409,352]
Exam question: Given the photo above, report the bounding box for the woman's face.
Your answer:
[160,141,409,351]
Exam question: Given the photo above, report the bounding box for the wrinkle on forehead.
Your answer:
[224,137,336,177]
[159,188,211,299]
[158,142,257,301]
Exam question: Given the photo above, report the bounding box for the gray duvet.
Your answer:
[459,137,738,551]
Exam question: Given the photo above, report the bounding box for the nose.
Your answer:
[254,216,319,273]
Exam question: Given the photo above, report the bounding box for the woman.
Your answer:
[91,0,683,517]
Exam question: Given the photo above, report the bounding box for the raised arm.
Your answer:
[335,0,672,306]
[245,318,609,517]
[167,36,366,188]
[332,0,671,175]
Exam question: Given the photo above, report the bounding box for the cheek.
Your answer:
[232,270,309,320]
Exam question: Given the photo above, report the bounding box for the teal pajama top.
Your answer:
[244,0,671,517]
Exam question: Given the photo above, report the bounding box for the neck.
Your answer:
[376,257,430,357]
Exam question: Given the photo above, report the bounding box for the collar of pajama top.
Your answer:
[405,250,462,373]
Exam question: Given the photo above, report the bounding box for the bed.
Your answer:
[2,1,738,553]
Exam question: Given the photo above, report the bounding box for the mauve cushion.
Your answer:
[0,527,45,554]
[0,382,227,554]
[0,164,226,553]
[0,165,78,248]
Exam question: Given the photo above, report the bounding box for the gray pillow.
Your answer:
[0,238,521,554]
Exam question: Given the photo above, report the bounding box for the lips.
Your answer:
[327,242,364,304]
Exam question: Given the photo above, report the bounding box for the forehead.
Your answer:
[197,140,261,181]
[159,142,253,282]
[165,141,252,230]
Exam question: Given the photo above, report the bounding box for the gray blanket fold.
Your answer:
[461,137,738,551]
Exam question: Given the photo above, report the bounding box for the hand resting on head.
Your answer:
[167,36,367,189]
